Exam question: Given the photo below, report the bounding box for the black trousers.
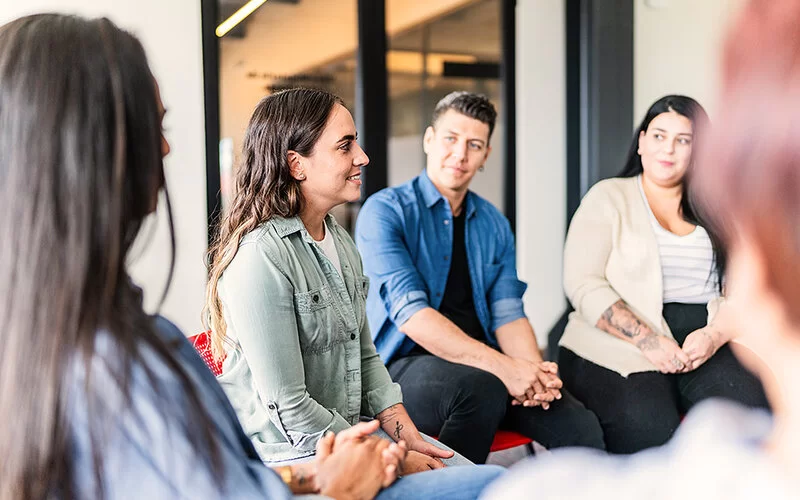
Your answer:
[387,354,606,464]
[559,302,769,454]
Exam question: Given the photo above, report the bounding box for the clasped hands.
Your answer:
[501,358,563,410]
[636,326,721,374]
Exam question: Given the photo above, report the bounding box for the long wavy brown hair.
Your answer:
[204,88,343,358]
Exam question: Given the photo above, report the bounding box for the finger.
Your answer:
[511,399,521,406]
[525,387,537,402]
[383,464,397,488]
[426,457,446,470]
[522,398,541,407]
[673,348,691,365]
[414,441,455,459]
[335,420,379,444]
[540,361,559,373]
[316,431,335,460]
[547,387,562,400]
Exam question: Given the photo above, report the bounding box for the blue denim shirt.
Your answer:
[355,171,528,363]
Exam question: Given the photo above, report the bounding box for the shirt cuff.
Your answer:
[390,290,429,327]
[490,297,527,333]
[362,382,403,417]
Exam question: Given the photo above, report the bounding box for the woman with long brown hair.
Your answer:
[204,88,504,496]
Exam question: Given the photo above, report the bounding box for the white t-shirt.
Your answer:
[638,177,719,304]
[314,221,342,278]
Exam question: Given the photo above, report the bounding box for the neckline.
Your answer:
[637,175,699,238]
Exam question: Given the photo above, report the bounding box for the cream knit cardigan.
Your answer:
[560,176,722,376]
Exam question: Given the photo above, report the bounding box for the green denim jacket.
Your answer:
[216,214,402,463]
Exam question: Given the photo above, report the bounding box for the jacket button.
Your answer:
[312,294,319,302]
[350,333,356,340]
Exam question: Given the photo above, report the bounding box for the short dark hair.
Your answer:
[431,91,497,139]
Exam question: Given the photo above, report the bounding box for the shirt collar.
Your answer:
[418,170,477,218]
[272,213,338,239]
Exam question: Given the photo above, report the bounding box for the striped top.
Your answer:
[638,177,719,304]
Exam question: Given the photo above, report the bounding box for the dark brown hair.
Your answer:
[431,91,498,139]
[0,14,221,498]
[204,88,343,357]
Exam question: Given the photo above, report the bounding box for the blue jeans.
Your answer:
[377,464,504,500]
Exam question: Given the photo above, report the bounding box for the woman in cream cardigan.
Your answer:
[558,95,768,454]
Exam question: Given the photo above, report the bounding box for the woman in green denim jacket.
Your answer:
[204,88,461,474]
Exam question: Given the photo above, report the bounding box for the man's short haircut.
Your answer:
[431,91,497,140]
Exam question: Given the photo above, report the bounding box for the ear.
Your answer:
[423,126,435,154]
[287,151,305,181]
[482,144,492,164]
[638,130,645,155]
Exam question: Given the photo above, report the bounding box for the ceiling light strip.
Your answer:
[216,0,269,38]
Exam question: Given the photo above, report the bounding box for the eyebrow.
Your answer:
[337,133,357,143]
[652,127,692,136]
[446,129,486,145]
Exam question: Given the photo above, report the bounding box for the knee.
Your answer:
[453,369,508,415]
[551,405,606,450]
[603,406,679,453]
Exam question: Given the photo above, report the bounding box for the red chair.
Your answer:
[489,430,534,453]
[188,331,536,455]
[188,330,224,376]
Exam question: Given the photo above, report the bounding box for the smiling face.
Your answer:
[638,111,694,188]
[292,103,368,211]
[423,109,491,195]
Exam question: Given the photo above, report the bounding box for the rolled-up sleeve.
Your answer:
[356,195,430,327]
[220,242,350,452]
[488,216,528,332]
[563,185,622,326]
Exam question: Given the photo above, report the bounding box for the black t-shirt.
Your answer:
[409,210,486,356]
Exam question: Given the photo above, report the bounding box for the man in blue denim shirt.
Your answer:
[355,92,605,463]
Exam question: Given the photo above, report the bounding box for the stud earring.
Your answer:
[478,166,485,172]
[298,173,306,181]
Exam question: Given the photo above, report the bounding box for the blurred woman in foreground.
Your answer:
[0,13,420,499]
[484,0,800,498]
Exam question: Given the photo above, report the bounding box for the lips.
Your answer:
[658,160,675,167]
[346,173,361,182]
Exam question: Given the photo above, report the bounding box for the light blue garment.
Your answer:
[482,399,790,500]
[355,171,528,363]
[217,216,403,463]
[378,464,505,500]
[68,316,291,499]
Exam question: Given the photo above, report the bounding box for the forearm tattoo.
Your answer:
[635,335,660,351]
[597,300,655,341]
[394,421,404,440]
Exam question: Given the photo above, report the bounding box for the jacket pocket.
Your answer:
[294,284,343,353]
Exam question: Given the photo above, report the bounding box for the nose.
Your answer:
[451,140,468,162]
[663,138,675,154]
[353,142,369,167]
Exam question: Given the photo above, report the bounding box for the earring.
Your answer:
[478,166,485,172]
[298,173,306,181]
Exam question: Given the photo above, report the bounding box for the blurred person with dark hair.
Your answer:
[0,13,488,500]
[356,91,604,464]
[483,0,800,497]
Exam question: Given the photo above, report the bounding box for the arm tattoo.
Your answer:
[394,421,404,440]
[296,469,307,486]
[635,335,660,351]
[597,300,654,340]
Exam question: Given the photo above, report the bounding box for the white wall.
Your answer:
[634,0,746,120]
[515,0,567,346]
[0,0,209,335]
